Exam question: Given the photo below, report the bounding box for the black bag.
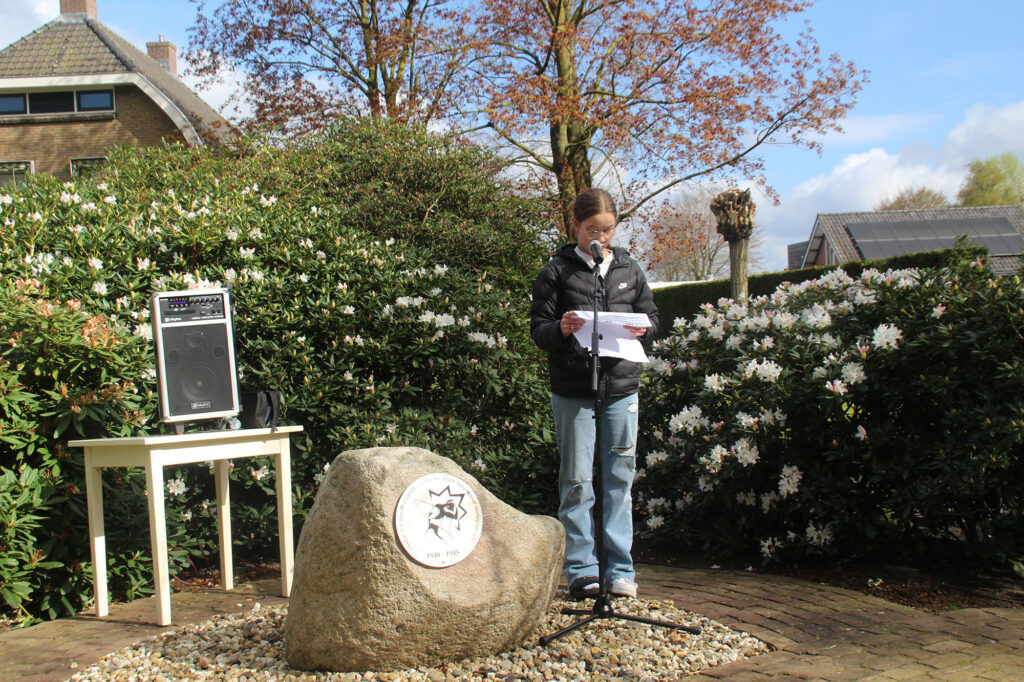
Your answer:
[239,390,282,429]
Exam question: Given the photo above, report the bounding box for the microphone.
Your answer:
[589,240,604,264]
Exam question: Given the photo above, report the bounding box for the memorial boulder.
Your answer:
[285,447,564,672]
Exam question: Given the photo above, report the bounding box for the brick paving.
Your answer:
[1,564,1022,681]
[0,578,288,682]
[638,564,1024,680]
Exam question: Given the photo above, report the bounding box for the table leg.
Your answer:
[83,452,108,618]
[275,438,294,597]
[215,460,233,590]
[145,461,172,626]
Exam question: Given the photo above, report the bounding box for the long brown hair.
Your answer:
[572,188,617,223]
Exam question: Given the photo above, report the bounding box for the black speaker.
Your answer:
[151,288,240,424]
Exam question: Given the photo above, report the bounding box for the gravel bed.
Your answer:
[69,595,770,680]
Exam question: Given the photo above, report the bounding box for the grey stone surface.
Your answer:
[285,447,564,673]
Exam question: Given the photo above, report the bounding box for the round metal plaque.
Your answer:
[394,473,482,568]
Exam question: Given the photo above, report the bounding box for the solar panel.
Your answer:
[845,217,1023,260]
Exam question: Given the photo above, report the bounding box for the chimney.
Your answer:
[59,0,98,18]
[147,35,178,76]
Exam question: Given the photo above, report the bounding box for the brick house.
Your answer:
[787,205,1024,275]
[0,0,235,187]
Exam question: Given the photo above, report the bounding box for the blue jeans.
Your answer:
[551,392,638,585]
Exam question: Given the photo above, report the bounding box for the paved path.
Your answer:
[0,578,288,681]
[639,564,1024,680]
[1,565,1022,680]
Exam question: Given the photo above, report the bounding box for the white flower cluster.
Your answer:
[805,522,833,546]
[800,302,832,329]
[313,462,331,486]
[418,310,456,327]
[778,465,802,497]
[647,357,673,375]
[735,411,758,429]
[825,379,847,395]
[668,405,707,434]
[759,407,786,426]
[841,362,866,384]
[872,323,902,350]
[699,444,727,474]
[646,497,668,513]
[645,450,669,466]
[759,536,784,559]
[467,331,498,347]
[742,358,782,383]
[736,490,756,506]
[703,373,726,392]
[733,438,759,466]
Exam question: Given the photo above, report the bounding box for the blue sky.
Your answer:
[3,1,1023,272]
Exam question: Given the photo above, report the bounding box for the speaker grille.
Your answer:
[152,288,239,423]
[159,324,235,415]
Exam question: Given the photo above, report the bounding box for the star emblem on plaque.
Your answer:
[394,473,483,567]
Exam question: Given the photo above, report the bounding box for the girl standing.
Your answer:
[530,188,658,600]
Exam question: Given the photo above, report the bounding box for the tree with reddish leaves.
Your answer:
[471,0,866,237]
[185,0,473,134]
[639,186,763,283]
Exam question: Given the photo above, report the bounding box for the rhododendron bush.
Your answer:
[0,119,557,624]
[636,259,1024,564]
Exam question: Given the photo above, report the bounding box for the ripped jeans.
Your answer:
[551,392,638,585]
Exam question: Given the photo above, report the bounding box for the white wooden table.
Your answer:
[69,425,303,625]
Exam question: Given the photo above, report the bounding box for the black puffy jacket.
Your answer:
[530,244,659,398]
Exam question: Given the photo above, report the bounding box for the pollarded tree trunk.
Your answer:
[710,188,756,301]
[728,237,749,300]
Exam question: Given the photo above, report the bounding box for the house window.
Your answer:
[70,157,106,178]
[28,91,75,114]
[0,94,26,115]
[77,90,114,112]
[0,161,32,189]
[0,89,114,116]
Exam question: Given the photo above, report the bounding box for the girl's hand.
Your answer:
[561,311,583,336]
[624,325,646,338]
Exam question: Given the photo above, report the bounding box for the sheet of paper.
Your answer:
[570,310,651,363]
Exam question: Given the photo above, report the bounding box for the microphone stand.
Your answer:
[539,255,701,646]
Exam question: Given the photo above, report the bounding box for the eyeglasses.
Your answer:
[583,228,615,237]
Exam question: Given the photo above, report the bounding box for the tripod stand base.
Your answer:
[539,596,702,646]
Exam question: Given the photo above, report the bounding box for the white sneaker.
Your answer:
[610,577,638,598]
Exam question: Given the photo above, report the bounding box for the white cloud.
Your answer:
[816,113,939,147]
[942,101,1024,166]
[758,99,1024,271]
[0,0,57,50]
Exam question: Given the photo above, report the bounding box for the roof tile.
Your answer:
[0,18,125,76]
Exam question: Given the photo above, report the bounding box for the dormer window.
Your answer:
[0,89,114,116]
[29,91,75,114]
[0,94,26,115]
[77,90,114,112]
